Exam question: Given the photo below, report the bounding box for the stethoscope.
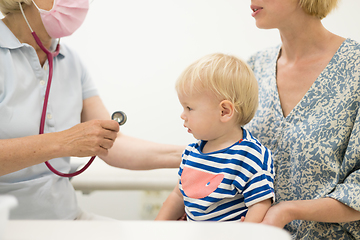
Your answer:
[32,27,127,178]
[19,2,128,178]
[43,110,127,178]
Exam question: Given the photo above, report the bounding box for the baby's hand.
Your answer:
[177,213,187,221]
[240,216,245,222]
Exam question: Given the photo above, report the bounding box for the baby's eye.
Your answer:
[187,106,193,111]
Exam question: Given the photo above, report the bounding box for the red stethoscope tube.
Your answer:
[34,31,126,177]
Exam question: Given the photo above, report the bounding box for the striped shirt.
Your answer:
[178,128,275,221]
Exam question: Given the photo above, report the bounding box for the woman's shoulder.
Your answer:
[247,44,281,69]
[330,38,360,75]
[343,38,360,49]
[337,38,360,58]
[250,44,281,57]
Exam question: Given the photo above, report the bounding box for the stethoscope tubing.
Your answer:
[36,34,95,178]
[45,156,96,178]
[35,32,126,178]
[35,32,60,135]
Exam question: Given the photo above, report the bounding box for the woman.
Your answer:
[246,0,360,239]
[0,0,183,220]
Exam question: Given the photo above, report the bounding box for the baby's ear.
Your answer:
[220,100,235,122]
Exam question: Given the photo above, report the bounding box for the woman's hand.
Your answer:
[58,119,119,157]
[260,198,360,228]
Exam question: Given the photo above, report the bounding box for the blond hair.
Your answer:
[0,0,32,15]
[299,0,339,19]
[176,53,258,126]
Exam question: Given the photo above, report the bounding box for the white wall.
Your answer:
[2,0,360,220]
[2,1,357,146]
[61,0,360,147]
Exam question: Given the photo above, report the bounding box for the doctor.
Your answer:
[0,0,183,220]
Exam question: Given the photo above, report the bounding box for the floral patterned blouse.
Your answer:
[246,38,360,240]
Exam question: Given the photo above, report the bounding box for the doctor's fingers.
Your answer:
[77,120,118,139]
[100,119,120,133]
[91,125,118,145]
[70,135,114,157]
[58,120,117,156]
[85,121,118,149]
[98,138,116,151]
[102,129,117,142]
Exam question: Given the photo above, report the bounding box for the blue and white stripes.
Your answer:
[178,128,275,221]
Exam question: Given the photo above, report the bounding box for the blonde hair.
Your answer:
[299,0,339,19]
[176,53,258,126]
[0,0,32,15]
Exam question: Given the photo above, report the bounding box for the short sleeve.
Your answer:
[242,169,275,207]
[326,50,360,210]
[60,44,98,100]
[79,58,98,100]
[326,110,360,237]
[81,70,98,100]
[234,144,275,207]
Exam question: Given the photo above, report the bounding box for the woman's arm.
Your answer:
[0,105,118,176]
[81,96,184,170]
[262,198,360,228]
[0,132,64,176]
[156,184,185,220]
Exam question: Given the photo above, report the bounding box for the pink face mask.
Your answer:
[32,0,89,38]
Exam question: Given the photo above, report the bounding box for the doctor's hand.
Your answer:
[58,119,119,158]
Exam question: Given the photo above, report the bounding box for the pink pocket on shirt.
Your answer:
[181,166,224,199]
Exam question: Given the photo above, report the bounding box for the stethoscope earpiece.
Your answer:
[112,111,127,126]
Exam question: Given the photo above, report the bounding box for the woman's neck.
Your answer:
[2,5,52,66]
[278,17,344,63]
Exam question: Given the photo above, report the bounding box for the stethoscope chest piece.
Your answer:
[112,111,127,126]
